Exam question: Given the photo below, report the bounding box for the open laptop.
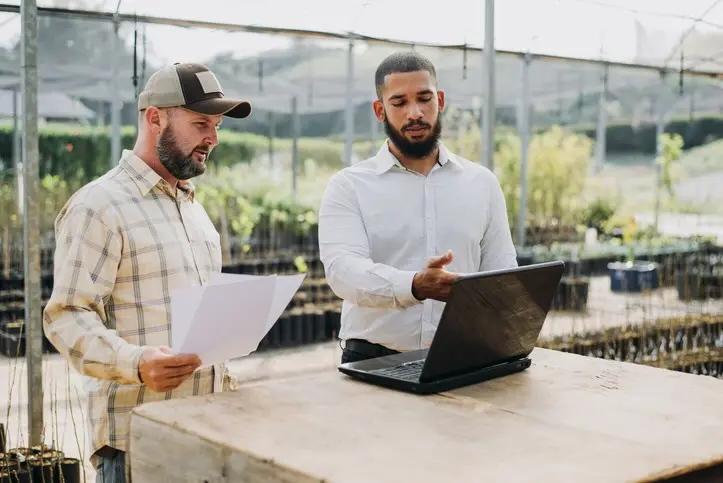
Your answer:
[337,260,565,394]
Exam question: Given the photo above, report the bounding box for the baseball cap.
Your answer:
[138,63,252,119]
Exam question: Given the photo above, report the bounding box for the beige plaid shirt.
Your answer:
[43,150,236,464]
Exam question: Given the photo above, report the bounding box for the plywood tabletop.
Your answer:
[129,348,723,483]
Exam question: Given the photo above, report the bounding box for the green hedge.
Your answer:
[570,114,723,154]
[0,123,268,184]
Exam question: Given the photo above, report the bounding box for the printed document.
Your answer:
[170,272,305,365]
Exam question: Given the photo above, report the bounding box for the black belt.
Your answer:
[344,338,399,358]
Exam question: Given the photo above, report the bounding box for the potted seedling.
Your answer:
[607,216,660,293]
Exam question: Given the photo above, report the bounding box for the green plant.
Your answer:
[495,126,593,232]
[656,132,684,198]
[578,196,617,232]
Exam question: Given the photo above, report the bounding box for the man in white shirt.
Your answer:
[318,51,518,363]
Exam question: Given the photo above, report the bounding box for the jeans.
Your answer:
[95,450,126,483]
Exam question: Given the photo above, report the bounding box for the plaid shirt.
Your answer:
[43,150,236,463]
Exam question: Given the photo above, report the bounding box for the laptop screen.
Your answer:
[420,262,563,382]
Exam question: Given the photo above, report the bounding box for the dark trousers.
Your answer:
[341,338,400,364]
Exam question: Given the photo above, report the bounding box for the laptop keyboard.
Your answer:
[368,360,425,381]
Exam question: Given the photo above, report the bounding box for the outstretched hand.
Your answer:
[412,250,459,302]
[138,346,202,392]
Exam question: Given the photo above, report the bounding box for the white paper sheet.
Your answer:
[170,273,306,365]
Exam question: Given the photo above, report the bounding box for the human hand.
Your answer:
[412,250,459,302]
[138,346,202,392]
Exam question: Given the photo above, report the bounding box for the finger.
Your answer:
[160,353,202,367]
[427,251,453,269]
[157,372,196,392]
[441,272,460,283]
[158,363,200,380]
[158,346,173,354]
[146,366,198,392]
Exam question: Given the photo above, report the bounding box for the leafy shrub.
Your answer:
[495,126,593,232]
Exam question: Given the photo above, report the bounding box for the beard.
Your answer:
[383,113,442,159]
[156,124,208,181]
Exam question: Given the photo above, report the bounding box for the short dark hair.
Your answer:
[374,51,437,98]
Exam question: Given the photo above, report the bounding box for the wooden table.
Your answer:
[128,348,723,483]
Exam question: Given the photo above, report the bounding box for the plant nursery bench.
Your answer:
[128,348,723,483]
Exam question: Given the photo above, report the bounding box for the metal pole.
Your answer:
[653,72,666,233]
[267,112,275,175]
[369,102,377,157]
[291,96,299,198]
[13,89,22,215]
[592,64,608,175]
[110,14,122,165]
[481,0,495,170]
[21,0,44,448]
[516,54,531,247]
[344,37,355,167]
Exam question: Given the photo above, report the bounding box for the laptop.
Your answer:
[337,260,565,394]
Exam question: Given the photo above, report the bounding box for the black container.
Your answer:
[57,457,81,483]
[28,460,56,482]
[552,278,589,312]
[2,322,25,358]
[0,469,30,483]
[325,308,341,340]
[259,318,281,351]
[301,310,314,344]
[278,313,293,347]
[313,309,327,342]
[289,309,304,346]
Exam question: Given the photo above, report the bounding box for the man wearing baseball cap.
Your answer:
[43,63,251,482]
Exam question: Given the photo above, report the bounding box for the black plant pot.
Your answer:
[676,271,706,301]
[0,468,30,483]
[552,278,589,311]
[28,459,60,483]
[608,261,660,293]
[313,308,327,343]
[325,308,341,340]
[57,457,81,483]
[2,323,25,358]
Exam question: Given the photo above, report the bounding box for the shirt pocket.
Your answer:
[203,231,222,273]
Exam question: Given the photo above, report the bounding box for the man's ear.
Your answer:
[373,99,385,122]
[144,107,163,136]
[437,90,445,112]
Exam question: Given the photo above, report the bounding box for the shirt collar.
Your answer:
[373,139,460,175]
[119,149,195,201]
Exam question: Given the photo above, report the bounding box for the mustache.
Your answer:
[193,146,210,154]
[402,120,431,131]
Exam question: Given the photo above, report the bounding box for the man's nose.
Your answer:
[406,103,423,120]
[205,128,218,146]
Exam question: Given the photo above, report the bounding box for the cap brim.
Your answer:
[184,98,252,119]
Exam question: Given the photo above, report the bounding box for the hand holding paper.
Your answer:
[170,273,306,366]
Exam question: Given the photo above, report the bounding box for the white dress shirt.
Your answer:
[318,140,518,351]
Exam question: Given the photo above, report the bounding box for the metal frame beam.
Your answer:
[0,3,722,79]
[20,0,43,448]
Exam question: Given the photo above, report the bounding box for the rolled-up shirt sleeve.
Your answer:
[43,202,145,385]
[318,173,420,309]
